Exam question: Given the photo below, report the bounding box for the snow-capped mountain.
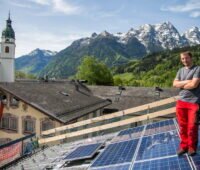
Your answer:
[28,48,57,57]
[76,22,199,53]
[15,48,57,75]
[182,27,200,45]
[115,22,193,51]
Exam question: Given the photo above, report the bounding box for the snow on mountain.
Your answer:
[183,27,200,45]
[89,22,199,52]
[29,48,57,57]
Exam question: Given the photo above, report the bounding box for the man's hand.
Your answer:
[173,80,192,88]
[183,78,200,89]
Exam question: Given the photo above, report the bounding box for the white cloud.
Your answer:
[8,0,35,8]
[190,11,200,17]
[52,0,80,15]
[161,0,200,18]
[29,0,50,5]
[9,0,81,15]
[15,30,90,57]
[28,0,81,15]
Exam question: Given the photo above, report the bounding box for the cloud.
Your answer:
[52,0,80,15]
[8,0,81,15]
[7,0,35,9]
[161,0,200,18]
[190,11,200,17]
[29,0,81,15]
[29,0,50,5]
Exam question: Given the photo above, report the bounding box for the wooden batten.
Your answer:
[39,107,175,144]
[42,96,178,136]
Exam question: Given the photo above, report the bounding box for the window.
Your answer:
[1,114,18,131]
[41,119,54,131]
[5,46,9,53]
[23,118,35,133]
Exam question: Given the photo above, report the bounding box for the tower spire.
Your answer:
[8,10,11,20]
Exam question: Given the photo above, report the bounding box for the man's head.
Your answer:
[180,51,193,68]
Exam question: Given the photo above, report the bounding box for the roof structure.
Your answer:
[4,118,200,170]
[89,86,179,111]
[0,80,111,123]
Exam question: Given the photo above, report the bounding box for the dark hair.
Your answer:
[180,51,192,58]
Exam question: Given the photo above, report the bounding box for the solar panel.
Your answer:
[90,163,130,170]
[136,130,179,161]
[190,127,200,169]
[191,154,200,169]
[90,139,139,168]
[144,119,176,136]
[64,143,103,161]
[118,125,144,136]
[111,125,144,143]
[132,156,192,170]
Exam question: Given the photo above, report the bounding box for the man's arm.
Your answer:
[183,78,200,89]
[173,79,192,88]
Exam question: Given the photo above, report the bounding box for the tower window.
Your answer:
[5,46,9,53]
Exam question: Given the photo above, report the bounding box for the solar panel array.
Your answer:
[64,143,103,161]
[7,119,200,170]
[89,119,199,170]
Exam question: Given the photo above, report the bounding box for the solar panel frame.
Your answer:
[64,143,103,161]
[136,130,180,161]
[118,125,145,136]
[111,125,145,143]
[90,139,139,168]
[132,155,193,170]
[89,163,131,170]
[144,119,176,136]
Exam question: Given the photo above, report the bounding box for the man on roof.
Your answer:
[173,51,200,156]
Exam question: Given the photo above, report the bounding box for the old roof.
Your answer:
[0,80,111,123]
[89,86,179,111]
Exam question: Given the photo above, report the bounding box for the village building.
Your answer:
[0,14,111,145]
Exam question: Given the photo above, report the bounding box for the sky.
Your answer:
[0,0,200,57]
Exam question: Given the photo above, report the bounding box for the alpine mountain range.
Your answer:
[16,21,200,78]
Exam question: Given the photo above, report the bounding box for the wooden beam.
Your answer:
[42,96,178,135]
[39,107,175,144]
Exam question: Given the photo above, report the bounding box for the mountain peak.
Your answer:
[28,48,57,57]
[91,32,97,38]
[189,26,199,32]
[99,30,112,37]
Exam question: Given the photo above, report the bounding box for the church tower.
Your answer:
[0,12,15,82]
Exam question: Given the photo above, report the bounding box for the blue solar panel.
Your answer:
[191,154,200,169]
[136,130,179,161]
[118,125,144,137]
[144,119,176,136]
[132,156,192,170]
[90,163,130,170]
[64,143,102,161]
[91,139,139,168]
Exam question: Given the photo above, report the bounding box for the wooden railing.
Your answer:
[39,96,178,144]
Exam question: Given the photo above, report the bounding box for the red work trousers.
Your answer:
[176,100,199,151]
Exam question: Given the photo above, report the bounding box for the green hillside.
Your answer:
[113,45,200,87]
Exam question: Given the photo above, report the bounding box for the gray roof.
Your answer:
[89,86,179,111]
[0,81,111,123]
